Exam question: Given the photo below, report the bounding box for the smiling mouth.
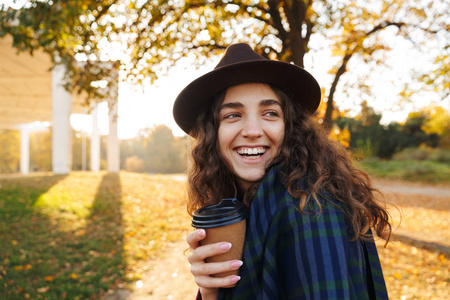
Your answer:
[236,147,267,160]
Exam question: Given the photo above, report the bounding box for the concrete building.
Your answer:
[0,35,120,174]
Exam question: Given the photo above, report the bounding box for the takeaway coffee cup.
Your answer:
[192,198,248,284]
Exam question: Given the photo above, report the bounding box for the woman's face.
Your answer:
[218,83,285,191]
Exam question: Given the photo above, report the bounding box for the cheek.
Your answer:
[217,126,229,154]
[271,123,285,147]
[217,126,236,170]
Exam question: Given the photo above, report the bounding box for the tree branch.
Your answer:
[324,53,353,132]
[92,0,119,23]
[367,21,406,36]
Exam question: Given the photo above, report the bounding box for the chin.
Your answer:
[237,170,266,188]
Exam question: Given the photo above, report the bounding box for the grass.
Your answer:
[0,172,191,299]
[360,158,450,184]
[1,170,449,299]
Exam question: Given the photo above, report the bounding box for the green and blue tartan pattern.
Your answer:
[219,165,388,300]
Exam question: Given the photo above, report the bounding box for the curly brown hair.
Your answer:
[187,84,391,242]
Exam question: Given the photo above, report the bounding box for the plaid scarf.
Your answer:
[219,165,388,300]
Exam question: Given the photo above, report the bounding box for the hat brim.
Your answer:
[173,60,321,135]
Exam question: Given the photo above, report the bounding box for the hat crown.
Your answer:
[173,43,321,135]
[215,43,266,70]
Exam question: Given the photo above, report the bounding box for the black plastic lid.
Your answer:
[192,198,248,229]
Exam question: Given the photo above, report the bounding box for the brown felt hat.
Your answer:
[173,43,321,136]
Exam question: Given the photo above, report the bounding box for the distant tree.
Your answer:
[402,112,430,147]
[30,129,52,171]
[337,101,447,159]
[143,125,184,173]
[421,105,450,148]
[403,112,440,148]
[120,138,144,169]
[0,130,20,173]
[124,155,144,172]
[336,101,383,157]
[375,122,403,159]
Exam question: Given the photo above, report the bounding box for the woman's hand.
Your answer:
[187,229,242,300]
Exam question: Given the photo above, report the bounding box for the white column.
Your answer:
[20,127,30,175]
[81,130,86,171]
[107,101,120,173]
[52,64,73,174]
[90,103,100,172]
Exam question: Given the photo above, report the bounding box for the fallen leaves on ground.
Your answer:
[0,172,190,299]
[1,172,448,299]
[375,184,450,300]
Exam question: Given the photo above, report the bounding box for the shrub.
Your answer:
[392,147,450,162]
[360,157,450,183]
[393,147,430,161]
[428,148,450,163]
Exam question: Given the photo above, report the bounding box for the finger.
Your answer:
[188,242,232,263]
[186,229,206,249]
[195,274,241,289]
[191,260,243,276]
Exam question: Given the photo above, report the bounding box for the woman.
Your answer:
[173,43,391,300]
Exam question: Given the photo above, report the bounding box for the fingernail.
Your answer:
[231,260,243,269]
[197,229,205,237]
[219,242,232,251]
[230,275,241,283]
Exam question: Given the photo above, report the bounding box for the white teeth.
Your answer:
[236,147,266,155]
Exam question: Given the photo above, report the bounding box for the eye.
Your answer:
[263,111,280,117]
[223,113,241,119]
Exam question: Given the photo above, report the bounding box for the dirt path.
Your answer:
[373,178,450,197]
[107,180,449,300]
[105,241,198,300]
[374,179,450,252]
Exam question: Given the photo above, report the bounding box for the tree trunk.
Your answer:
[323,53,352,132]
[290,34,306,67]
[281,0,310,68]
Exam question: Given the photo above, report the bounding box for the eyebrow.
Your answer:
[219,99,281,111]
[260,99,282,107]
[219,102,244,111]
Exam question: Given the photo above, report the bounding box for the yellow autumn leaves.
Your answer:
[14,264,32,271]
[42,273,77,282]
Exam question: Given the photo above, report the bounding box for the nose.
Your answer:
[241,117,263,138]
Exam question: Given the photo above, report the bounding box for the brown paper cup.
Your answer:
[192,198,248,287]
